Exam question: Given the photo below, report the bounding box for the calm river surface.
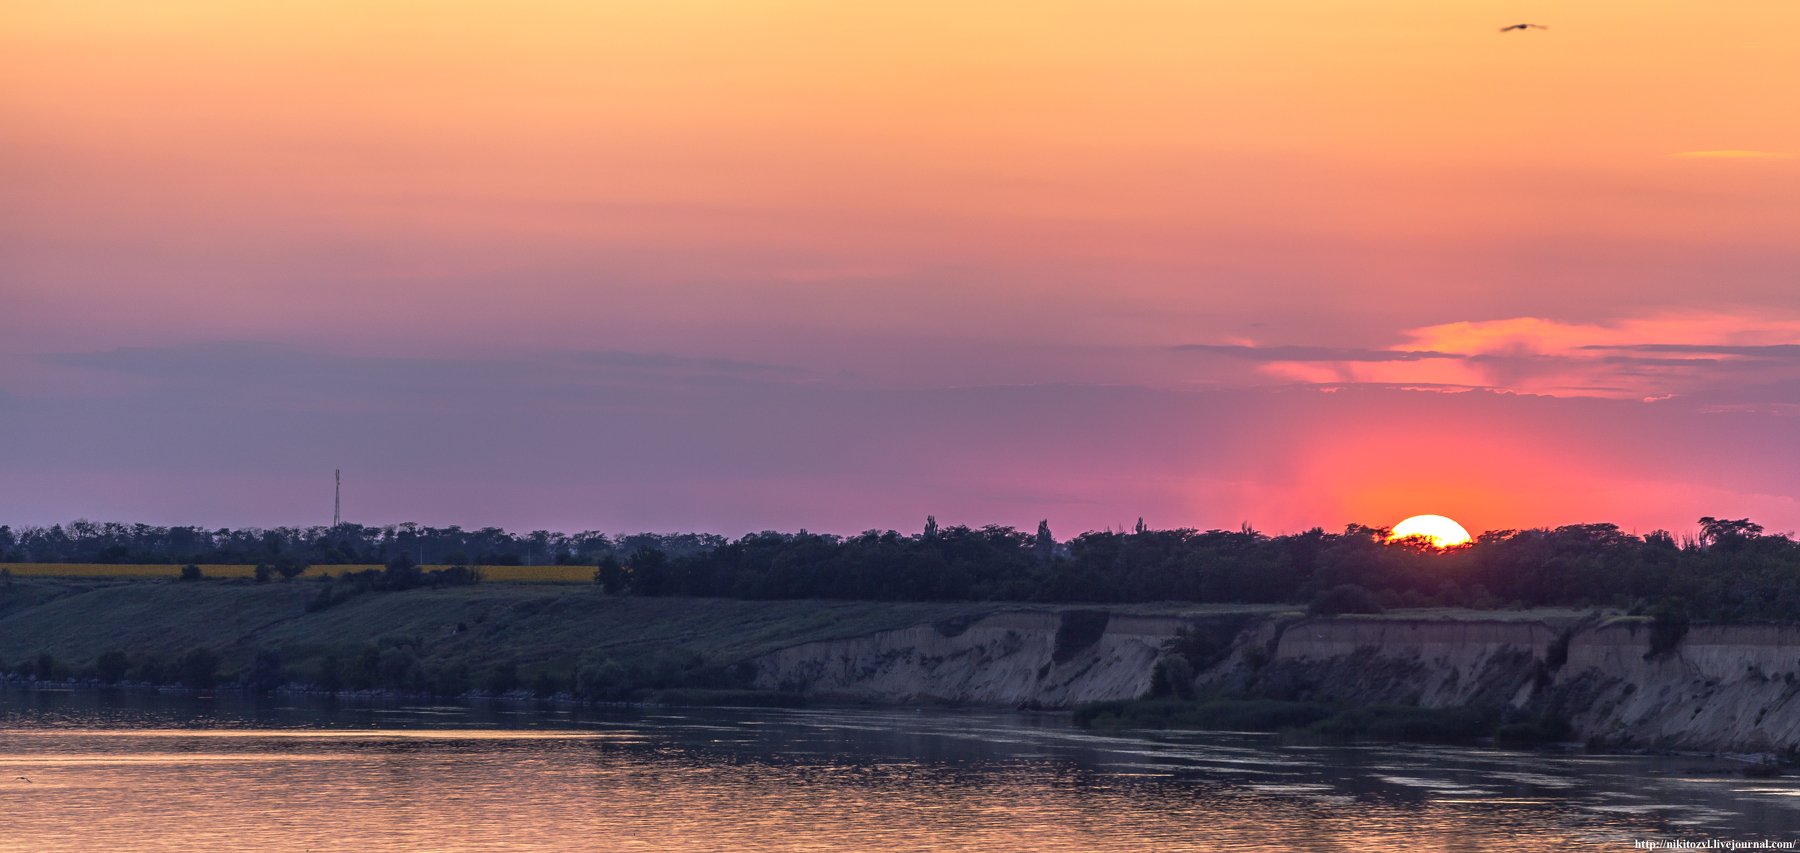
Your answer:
[3,690,1799,851]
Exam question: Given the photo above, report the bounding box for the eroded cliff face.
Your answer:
[1225,619,1554,710]
[749,611,1800,753]
[1551,623,1800,752]
[752,610,1187,706]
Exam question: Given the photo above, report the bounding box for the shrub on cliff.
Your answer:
[1052,610,1111,664]
[1148,656,1197,700]
[1308,584,1384,616]
[575,657,632,701]
[244,649,286,693]
[1645,602,1690,659]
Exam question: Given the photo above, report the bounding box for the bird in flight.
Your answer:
[16,776,31,784]
[1499,23,1548,32]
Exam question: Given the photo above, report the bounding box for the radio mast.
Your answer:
[333,469,341,527]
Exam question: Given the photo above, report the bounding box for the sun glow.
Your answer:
[1389,515,1472,548]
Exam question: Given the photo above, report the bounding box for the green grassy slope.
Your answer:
[0,578,1007,680]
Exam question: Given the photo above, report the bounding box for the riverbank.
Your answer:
[5,577,1797,754]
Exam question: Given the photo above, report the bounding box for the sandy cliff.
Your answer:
[753,610,1188,706]
[1551,623,1800,752]
[751,611,1800,753]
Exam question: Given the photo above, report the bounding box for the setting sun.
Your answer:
[1389,515,1472,548]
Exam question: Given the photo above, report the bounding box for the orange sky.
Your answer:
[3,1,1798,534]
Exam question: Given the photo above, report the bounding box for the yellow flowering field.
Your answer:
[0,563,592,583]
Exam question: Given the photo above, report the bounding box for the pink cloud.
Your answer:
[1230,312,1800,401]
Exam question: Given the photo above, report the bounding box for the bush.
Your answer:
[313,563,480,607]
[305,584,352,613]
[1052,610,1111,664]
[1148,656,1197,700]
[575,658,632,701]
[245,649,285,693]
[638,648,706,689]
[1646,603,1690,659]
[351,645,382,690]
[1546,628,1574,670]
[380,559,424,591]
[436,565,482,586]
[1166,620,1251,672]
[595,556,626,594]
[179,564,204,582]
[1309,584,1385,616]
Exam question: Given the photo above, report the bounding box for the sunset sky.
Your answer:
[4,0,1798,537]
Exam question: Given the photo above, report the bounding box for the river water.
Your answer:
[2,690,1798,851]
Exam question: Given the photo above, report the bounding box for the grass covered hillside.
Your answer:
[0,577,1004,700]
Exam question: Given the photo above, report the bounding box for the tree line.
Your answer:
[0,521,721,566]
[5,516,1797,620]
[595,516,1797,620]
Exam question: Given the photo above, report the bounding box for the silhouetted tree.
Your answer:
[628,548,675,596]
[246,649,285,693]
[351,645,381,691]
[1699,517,1763,552]
[595,555,626,594]
[272,556,309,580]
